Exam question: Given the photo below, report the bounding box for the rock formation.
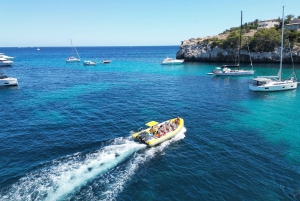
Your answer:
[176,37,300,63]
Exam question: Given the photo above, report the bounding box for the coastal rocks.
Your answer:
[176,38,300,63]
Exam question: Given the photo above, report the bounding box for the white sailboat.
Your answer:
[66,39,81,62]
[249,6,298,92]
[212,11,254,76]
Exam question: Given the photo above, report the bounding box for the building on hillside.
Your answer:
[285,18,300,31]
[257,19,279,29]
[247,21,256,26]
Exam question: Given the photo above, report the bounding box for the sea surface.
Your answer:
[0,46,300,201]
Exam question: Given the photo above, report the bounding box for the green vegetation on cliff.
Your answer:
[203,28,300,52]
[201,16,300,52]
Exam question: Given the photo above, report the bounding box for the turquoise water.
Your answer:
[0,46,300,200]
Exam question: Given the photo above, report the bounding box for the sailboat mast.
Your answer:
[238,11,242,69]
[279,6,285,81]
[70,39,81,60]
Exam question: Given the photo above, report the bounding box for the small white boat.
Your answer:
[66,39,81,63]
[101,60,112,64]
[83,60,97,66]
[0,58,13,66]
[0,73,18,86]
[0,53,14,61]
[66,56,81,63]
[212,65,254,76]
[161,57,184,65]
[37,47,40,51]
[132,117,184,147]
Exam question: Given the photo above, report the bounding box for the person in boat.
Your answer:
[165,122,170,132]
[176,116,180,125]
[160,125,166,135]
[156,130,161,138]
[170,120,176,130]
[163,123,168,133]
[150,126,154,134]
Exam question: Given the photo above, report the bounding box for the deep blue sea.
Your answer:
[0,46,300,201]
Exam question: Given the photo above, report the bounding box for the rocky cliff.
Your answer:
[176,38,300,63]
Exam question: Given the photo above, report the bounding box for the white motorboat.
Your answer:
[83,60,97,66]
[249,6,298,92]
[101,60,112,64]
[0,53,14,61]
[212,11,254,76]
[0,73,18,86]
[161,57,184,65]
[212,65,254,76]
[37,47,40,51]
[0,58,13,66]
[66,39,81,62]
[66,56,81,62]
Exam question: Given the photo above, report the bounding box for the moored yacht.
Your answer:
[0,58,13,66]
[101,60,112,64]
[161,57,184,65]
[0,53,14,61]
[66,56,81,62]
[0,73,18,86]
[66,39,81,63]
[83,60,97,66]
[249,76,297,91]
[212,65,254,76]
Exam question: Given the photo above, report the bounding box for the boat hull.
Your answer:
[161,60,184,65]
[249,81,297,91]
[132,118,184,147]
[0,78,18,86]
[101,60,112,64]
[0,61,13,66]
[66,59,81,63]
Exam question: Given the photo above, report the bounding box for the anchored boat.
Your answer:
[0,73,18,86]
[161,57,184,65]
[132,117,184,147]
[83,60,97,66]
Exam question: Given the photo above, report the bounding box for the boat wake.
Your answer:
[0,128,186,201]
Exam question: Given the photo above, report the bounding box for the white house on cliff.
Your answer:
[285,18,300,31]
[257,19,279,29]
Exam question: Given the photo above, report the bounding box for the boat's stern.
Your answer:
[132,131,141,139]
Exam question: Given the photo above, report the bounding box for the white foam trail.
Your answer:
[99,127,186,200]
[0,128,186,201]
[0,137,146,201]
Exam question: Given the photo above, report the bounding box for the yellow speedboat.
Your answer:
[132,117,184,147]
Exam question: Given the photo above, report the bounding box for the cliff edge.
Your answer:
[176,36,300,63]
